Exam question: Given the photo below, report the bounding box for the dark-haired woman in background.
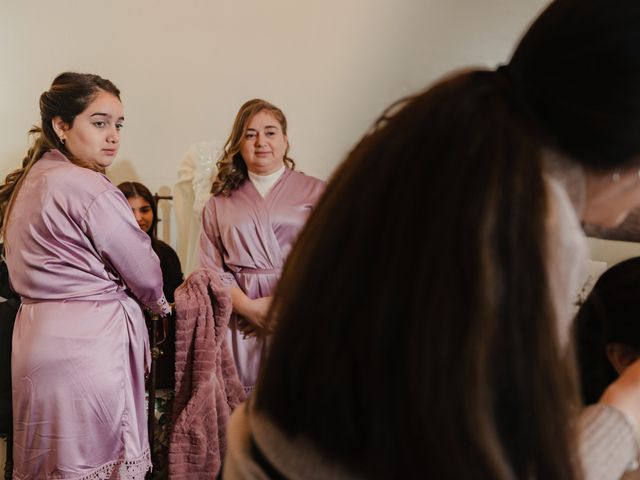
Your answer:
[118,181,183,305]
[223,1,640,479]
[118,181,183,479]
[0,73,169,478]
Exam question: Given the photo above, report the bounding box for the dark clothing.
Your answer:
[151,240,183,389]
[156,240,183,304]
[0,247,20,436]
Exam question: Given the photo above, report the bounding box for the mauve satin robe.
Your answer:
[199,168,324,392]
[5,150,170,480]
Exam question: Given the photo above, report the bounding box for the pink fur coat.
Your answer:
[169,269,246,478]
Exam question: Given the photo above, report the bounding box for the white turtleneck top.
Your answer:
[248,165,286,198]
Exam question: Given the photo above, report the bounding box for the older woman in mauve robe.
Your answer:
[199,99,324,393]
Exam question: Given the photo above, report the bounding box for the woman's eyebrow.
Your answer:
[90,112,125,121]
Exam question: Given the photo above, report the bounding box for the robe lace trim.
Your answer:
[145,295,172,317]
[219,272,237,287]
[71,449,152,480]
[156,295,172,316]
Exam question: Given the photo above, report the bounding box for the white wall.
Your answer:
[588,237,640,267]
[0,0,550,197]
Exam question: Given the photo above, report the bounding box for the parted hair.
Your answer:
[254,0,640,478]
[117,181,159,250]
[210,99,294,196]
[0,72,120,236]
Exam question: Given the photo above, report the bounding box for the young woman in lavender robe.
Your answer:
[221,1,640,478]
[0,72,170,479]
[199,99,325,393]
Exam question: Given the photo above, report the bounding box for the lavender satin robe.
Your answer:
[5,150,170,480]
[199,168,324,392]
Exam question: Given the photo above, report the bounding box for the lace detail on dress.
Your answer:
[219,272,237,287]
[72,449,151,480]
[156,295,172,316]
[141,295,173,317]
[143,295,172,318]
[243,384,255,395]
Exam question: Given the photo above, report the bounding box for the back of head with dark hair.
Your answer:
[575,257,640,405]
[509,0,640,170]
[254,0,640,478]
[256,70,573,478]
[0,72,120,235]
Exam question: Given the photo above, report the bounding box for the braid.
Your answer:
[0,128,52,235]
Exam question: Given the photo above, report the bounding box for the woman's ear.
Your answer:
[606,343,640,375]
[51,117,69,142]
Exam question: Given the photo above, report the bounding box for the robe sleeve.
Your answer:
[81,189,171,316]
[199,197,238,288]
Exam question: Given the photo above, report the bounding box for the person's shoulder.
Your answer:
[206,191,223,208]
[288,169,325,188]
[155,240,183,274]
[156,239,178,257]
[209,184,242,206]
[288,168,323,183]
[41,150,113,196]
[286,170,326,202]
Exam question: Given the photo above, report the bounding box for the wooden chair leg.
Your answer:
[4,428,13,480]
[146,313,160,479]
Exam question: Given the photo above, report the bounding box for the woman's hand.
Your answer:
[239,297,273,337]
[231,288,273,337]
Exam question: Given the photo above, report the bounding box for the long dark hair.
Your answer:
[257,70,572,479]
[117,181,158,251]
[254,0,640,478]
[575,257,640,405]
[0,72,120,236]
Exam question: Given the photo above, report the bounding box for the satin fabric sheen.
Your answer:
[199,168,324,391]
[5,150,169,479]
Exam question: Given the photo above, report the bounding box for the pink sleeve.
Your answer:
[82,189,171,315]
[199,198,238,288]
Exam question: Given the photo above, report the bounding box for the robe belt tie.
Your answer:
[20,290,128,304]
[236,267,279,275]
